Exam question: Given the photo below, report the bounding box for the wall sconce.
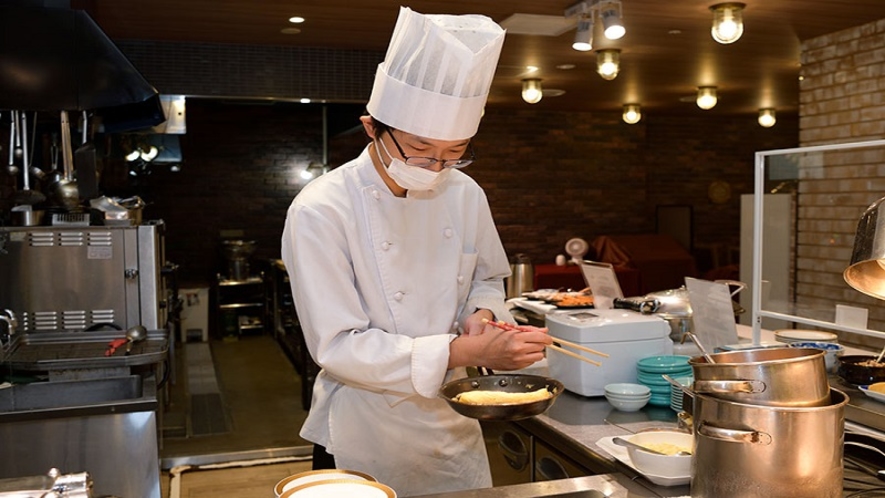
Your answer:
[710,2,745,44]
[622,103,641,124]
[601,4,625,40]
[522,78,543,104]
[596,49,620,80]
[696,86,718,110]
[572,16,594,51]
[758,108,776,128]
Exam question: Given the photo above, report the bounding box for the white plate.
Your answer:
[280,479,396,498]
[774,329,838,343]
[276,470,376,496]
[596,436,691,486]
[859,385,885,404]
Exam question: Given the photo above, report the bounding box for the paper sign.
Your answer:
[684,277,739,351]
[580,261,624,310]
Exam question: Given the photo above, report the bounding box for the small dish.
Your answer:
[604,383,651,397]
[859,384,885,404]
[774,329,839,344]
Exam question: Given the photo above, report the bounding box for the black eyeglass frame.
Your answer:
[386,130,475,169]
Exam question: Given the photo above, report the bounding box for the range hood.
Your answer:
[0,3,163,127]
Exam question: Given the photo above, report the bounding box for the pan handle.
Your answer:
[692,379,766,394]
[697,422,772,445]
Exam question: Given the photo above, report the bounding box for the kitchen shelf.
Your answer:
[215,272,268,338]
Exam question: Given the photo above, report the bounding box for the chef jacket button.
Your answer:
[372,190,381,200]
[381,241,391,251]
[394,292,404,301]
[444,228,453,238]
[457,275,464,284]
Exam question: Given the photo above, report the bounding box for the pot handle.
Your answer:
[692,379,766,394]
[697,422,772,445]
[714,279,747,297]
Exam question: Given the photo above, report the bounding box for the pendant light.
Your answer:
[758,108,776,128]
[696,86,718,110]
[522,78,543,104]
[710,2,745,44]
[622,103,641,124]
[596,49,621,80]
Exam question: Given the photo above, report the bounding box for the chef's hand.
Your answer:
[461,309,495,336]
[449,322,551,371]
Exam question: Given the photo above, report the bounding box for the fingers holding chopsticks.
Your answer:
[482,318,607,367]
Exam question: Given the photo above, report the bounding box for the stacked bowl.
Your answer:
[668,375,693,412]
[636,355,692,407]
[604,383,651,412]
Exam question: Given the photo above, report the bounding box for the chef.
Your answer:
[280,6,551,496]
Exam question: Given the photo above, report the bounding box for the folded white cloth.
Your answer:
[507,297,557,315]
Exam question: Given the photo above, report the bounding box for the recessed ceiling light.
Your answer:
[526,65,540,73]
[556,64,576,70]
[668,29,682,35]
[281,27,301,35]
[543,89,566,97]
[300,98,311,104]
[288,16,305,24]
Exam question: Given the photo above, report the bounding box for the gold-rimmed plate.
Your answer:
[280,479,396,498]
[275,470,376,497]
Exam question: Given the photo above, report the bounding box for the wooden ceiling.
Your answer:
[74,0,885,118]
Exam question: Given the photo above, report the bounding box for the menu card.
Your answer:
[580,261,624,310]
[684,277,739,351]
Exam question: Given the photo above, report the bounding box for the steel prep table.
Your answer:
[411,386,690,498]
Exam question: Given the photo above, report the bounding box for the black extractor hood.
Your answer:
[0,1,163,127]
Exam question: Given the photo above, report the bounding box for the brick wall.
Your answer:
[85,39,798,287]
[796,19,885,339]
[110,99,797,287]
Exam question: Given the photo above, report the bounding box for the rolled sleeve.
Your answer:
[412,334,458,398]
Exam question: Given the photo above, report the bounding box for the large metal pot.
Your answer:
[689,347,830,407]
[691,388,846,497]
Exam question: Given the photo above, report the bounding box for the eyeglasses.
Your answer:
[387,131,475,169]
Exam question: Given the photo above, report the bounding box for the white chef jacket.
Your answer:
[280,146,514,496]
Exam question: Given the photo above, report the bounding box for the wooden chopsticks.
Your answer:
[481,319,607,367]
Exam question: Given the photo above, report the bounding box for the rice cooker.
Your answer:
[546,308,672,396]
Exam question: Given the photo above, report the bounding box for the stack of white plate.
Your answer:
[669,375,693,413]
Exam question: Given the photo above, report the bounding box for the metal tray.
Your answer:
[1,329,168,371]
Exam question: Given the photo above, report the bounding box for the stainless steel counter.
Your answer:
[411,474,658,498]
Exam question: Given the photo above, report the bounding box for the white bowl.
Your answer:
[626,430,693,478]
[604,393,650,412]
[604,383,651,397]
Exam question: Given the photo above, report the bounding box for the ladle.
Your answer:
[682,332,715,363]
[124,325,148,355]
[612,436,691,456]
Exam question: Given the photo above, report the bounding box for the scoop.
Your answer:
[612,436,691,456]
[124,325,148,355]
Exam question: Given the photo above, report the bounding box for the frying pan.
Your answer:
[438,374,563,421]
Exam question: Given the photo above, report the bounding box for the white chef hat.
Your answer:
[366,7,506,141]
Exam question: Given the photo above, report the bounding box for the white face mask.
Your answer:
[376,136,451,192]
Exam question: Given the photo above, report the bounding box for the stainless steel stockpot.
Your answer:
[689,347,829,407]
[691,388,847,498]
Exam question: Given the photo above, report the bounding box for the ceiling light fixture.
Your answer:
[710,2,745,44]
[758,108,776,128]
[522,78,543,104]
[601,5,625,40]
[696,86,718,110]
[622,103,641,124]
[565,0,626,50]
[596,49,620,80]
[288,16,305,24]
[572,16,594,51]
